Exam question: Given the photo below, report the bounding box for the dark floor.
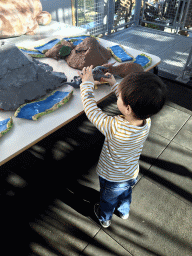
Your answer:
[1,75,192,256]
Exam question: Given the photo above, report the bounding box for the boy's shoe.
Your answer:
[115,209,129,219]
[118,212,129,220]
[94,203,111,228]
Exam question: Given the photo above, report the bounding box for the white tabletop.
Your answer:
[0,37,161,166]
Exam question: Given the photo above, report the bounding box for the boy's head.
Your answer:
[118,72,167,120]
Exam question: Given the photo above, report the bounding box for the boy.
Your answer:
[79,65,167,228]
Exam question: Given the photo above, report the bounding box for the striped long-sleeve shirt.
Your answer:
[80,81,151,182]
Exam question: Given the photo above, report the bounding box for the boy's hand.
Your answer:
[78,65,94,84]
[100,73,116,86]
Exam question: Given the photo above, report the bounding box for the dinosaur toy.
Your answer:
[92,66,111,81]
[63,76,82,88]
[63,66,112,88]
[63,63,144,88]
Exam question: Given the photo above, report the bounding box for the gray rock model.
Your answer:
[0,42,67,110]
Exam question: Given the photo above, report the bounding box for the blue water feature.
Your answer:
[109,45,133,62]
[20,49,44,56]
[34,39,61,53]
[63,36,89,46]
[0,118,11,132]
[33,36,89,54]
[134,55,150,67]
[72,40,84,46]
[16,91,70,120]
[63,35,89,41]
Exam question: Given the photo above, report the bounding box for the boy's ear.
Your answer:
[126,105,132,115]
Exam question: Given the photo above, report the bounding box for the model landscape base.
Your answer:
[0,42,67,111]
[0,36,153,140]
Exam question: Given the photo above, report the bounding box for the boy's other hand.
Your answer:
[100,73,116,86]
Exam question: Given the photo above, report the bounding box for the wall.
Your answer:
[41,0,73,25]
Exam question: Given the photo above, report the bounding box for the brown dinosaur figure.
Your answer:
[102,62,144,78]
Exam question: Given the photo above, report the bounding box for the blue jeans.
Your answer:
[98,176,137,222]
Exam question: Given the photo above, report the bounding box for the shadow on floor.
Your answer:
[1,78,192,255]
[1,144,191,254]
[161,77,192,112]
[140,155,192,203]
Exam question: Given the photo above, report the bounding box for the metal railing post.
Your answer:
[134,0,142,26]
[107,0,115,34]
[182,0,192,30]
[75,0,78,26]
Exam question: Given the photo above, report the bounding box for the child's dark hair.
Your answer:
[119,72,167,120]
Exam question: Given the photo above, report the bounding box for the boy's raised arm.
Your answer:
[79,66,115,137]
